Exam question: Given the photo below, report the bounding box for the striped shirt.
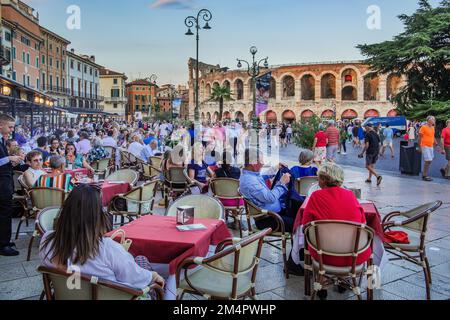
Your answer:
[34,173,74,192]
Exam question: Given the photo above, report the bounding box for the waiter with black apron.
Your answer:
[0,114,22,256]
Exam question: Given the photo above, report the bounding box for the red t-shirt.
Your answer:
[315,131,327,148]
[326,127,340,146]
[302,187,372,267]
[442,128,450,147]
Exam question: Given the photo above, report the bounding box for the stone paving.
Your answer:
[1,164,449,300]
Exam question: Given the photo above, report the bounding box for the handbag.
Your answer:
[109,229,133,251]
[384,231,410,244]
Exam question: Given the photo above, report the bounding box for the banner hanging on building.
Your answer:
[256,72,271,116]
[172,98,182,117]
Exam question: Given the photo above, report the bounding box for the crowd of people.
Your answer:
[0,111,449,300]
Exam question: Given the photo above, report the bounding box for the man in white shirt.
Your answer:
[102,130,117,148]
[127,134,145,159]
[227,122,239,157]
[76,132,92,155]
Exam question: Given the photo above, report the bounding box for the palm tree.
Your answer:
[207,85,234,121]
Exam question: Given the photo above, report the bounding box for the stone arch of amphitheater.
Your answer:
[188,59,406,123]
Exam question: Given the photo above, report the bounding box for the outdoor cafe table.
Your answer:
[44,168,89,180]
[101,181,132,207]
[105,215,232,275]
[292,198,387,267]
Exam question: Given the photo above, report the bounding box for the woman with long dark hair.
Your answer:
[65,142,94,172]
[39,184,165,292]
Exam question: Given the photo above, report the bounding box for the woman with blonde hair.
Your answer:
[301,162,371,299]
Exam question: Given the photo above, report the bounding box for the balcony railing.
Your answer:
[104,96,128,103]
[65,90,104,101]
[42,85,69,95]
[0,46,10,66]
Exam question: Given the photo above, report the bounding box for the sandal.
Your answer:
[377,176,383,186]
[422,176,433,182]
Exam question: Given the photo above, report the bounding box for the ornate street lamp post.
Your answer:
[184,9,212,128]
[145,74,157,118]
[237,46,268,154]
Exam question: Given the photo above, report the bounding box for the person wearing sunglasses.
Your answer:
[23,150,47,188]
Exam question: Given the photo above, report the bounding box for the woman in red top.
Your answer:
[312,124,328,166]
[302,162,372,267]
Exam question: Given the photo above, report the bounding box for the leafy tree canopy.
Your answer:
[357,0,450,121]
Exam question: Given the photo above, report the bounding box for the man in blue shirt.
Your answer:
[240,149,290,216]
[240,148,304,276]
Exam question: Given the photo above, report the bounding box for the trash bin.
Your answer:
[399,141,422,175]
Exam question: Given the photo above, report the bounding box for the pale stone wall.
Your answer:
[189,60,406,122]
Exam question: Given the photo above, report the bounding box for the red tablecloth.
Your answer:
[101,181,132,207]
[66,168,90,179]
[294,198,384,238]
[44,168,89,179]
[106,215,232,274]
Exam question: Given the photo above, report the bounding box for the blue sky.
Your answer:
[25,0,441,85]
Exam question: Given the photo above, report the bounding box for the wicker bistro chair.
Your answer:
[149,156,162,170]
[294,176,319,197]
[176,228,271,300]
[140,162,162,181]
[38,266,164,300]
[240,191,291,279]
[210,178,246,237]
[14,175,34,238]
[119,150,138,169]
[105,169,139,186]
[166,195,225,220]
[109,181,158,226]
[90,158,113,179]
[104,146,116,164]
[26,188,67,261]
[163,167,191,209]
[303,220,375,300]
[382,201,442,300]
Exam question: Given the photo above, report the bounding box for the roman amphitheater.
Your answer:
[188,58,406,123]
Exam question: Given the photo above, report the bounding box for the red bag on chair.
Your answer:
[384,231,410,244]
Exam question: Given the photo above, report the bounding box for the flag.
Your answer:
[256,72,271,116]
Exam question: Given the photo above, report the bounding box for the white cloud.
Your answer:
[150,0,195,10]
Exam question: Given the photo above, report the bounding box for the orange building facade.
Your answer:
[1,0,42,90]
[125,79,158,120]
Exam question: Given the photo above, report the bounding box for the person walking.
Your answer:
[440,119,450,179]
[359,123,382,186]
[380,124,395,159]
[325,120,340,162]
[338,123,348,155]
[419,116,438,182]
[0,114,22,256]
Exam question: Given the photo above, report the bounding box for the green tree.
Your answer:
[292,115,322,149]
[207,85,234,121]
[357,0,450,122]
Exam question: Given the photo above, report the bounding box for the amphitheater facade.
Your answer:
[187,59,406,123]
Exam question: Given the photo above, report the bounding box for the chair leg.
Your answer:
[351,277,362,301]
[424,255,432,284]
[15,218,25,240]
[421,253,431,300]
[27,235,35,261]
[237,216,243,239]
[282,237,289,279]
[304,253,312,296]
[39,290,45,300]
